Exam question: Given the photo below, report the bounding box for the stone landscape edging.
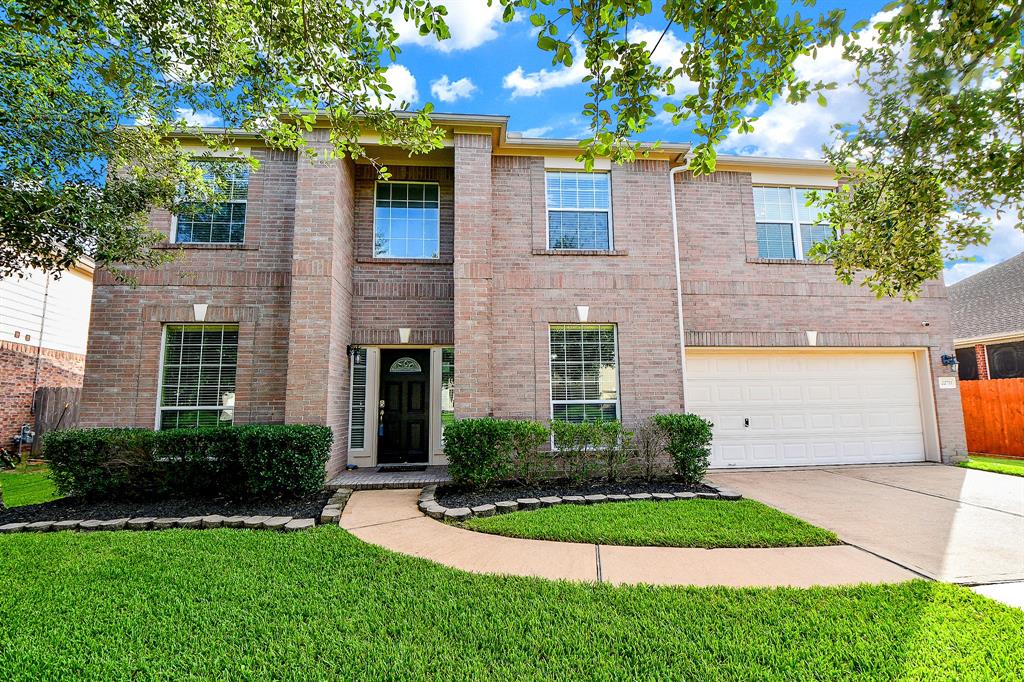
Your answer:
[418,482,744,523]
[0,487,355,535]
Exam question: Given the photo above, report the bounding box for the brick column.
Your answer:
[453,133,493,417]
[285,131,355,477]
[975,344,990,380]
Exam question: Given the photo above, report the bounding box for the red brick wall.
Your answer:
[79,148,297,429]
[675,170,966,462]
[352,164,454,345]
[975,344,990,380]
[484,156,684,424]
[0,340,85,447]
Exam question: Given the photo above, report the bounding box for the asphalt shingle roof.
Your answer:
[948,251,1024,341]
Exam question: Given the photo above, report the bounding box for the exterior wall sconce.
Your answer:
[398,327,412,344]
[941,354,959,372]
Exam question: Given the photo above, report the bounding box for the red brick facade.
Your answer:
[78,124,968,473]
[1,340,85,448]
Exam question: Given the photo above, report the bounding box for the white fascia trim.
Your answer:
[953,331,1024,347]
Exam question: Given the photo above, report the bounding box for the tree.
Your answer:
[813,2,1024,298]
[505,0,844,174]
[515,0,1023,298]
[1,0,450,278]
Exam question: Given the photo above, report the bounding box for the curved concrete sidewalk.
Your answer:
[340,489,918,587]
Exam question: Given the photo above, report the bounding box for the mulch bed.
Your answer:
[0,491,332,525]
[436,480,715,509]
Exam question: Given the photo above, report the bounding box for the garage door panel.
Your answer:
[688,351,927,468]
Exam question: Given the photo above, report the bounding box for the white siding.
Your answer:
[0,267,93,354]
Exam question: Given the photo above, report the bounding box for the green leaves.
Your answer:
[1,0,452,278]
[818,1,1024,298]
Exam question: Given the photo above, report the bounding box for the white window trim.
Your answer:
[348,348,369,451]
[544,170,614,251]
[548,323,622,425]
[171,161,249,246]
[154,323,239,429]
[372,180,441,260]
[753,185,831,260]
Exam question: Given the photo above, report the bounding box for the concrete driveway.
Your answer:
[710,463,1024,585]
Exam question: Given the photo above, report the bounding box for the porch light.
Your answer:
[941,354,959,372]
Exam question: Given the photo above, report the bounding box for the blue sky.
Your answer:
[187,0,1023,284]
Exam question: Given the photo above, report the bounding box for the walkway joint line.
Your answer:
[343,515,423,531]
[595,545,603,583]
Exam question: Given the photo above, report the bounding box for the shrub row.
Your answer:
[443,414,713,489]
[44,424,332,500]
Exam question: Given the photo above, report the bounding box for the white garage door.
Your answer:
[687,351,927,468]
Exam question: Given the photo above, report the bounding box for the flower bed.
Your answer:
[420,480,742,522]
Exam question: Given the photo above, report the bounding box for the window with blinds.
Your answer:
[546,171,612,250]
[753,186,832,260]
[159,324,238,429]
[348,348,368,449]
[174,161,249,244]
[441,347,455,437]
[373,182,440,259]
[549,324,619,423]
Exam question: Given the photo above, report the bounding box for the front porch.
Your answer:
[327,465,451,491]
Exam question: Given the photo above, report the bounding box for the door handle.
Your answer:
[744,418,750,428]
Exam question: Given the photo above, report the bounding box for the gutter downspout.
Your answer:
[669,157,691,411]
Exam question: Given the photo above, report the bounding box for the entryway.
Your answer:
[378,349,431,464]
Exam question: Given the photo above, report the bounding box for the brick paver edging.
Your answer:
[417,482,744,522]
[0,487,355,535]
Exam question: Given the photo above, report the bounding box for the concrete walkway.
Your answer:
[709,464,1024,585]
[341,489,917,587]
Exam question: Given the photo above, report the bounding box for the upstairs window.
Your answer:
[753,186,832,260]
[546,171,612,250]
[159,324,238,429]
[174,161,249,244]
[374,182,440,259]
[549,324,619,423]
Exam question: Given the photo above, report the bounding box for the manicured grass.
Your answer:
[0,465,60,507]
[959,455,1024,478]
[463,498,841,548]
[0,528,1021,680]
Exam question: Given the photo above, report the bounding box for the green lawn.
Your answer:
[959,455,1024,478]
[463,499,841,548]
[0,465,60,507]
[0,528,1021,680]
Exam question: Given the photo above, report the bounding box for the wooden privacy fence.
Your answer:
[31,386,81,456]
[959,378,1024,458]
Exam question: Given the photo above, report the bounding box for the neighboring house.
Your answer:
[949,252,1024,381]
[77,114,966,478]
[0,261,94,450]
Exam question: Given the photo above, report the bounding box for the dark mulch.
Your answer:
[436,479,715,509]
[0,491,332,524]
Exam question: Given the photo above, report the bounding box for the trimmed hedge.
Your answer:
[44,424,332,500]
[652,413,714,484]
[446,414,715,489]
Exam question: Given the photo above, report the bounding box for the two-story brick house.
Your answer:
[79,113,967,478]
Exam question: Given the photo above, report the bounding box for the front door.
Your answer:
[378,349,430,464]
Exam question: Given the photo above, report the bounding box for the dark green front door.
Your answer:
[378,349,430,464]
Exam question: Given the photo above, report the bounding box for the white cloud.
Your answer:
[720,10,898,159]
[381,64,419,106]
[945,210,1024,283]
[519,126,553,138]
[503,41,588,98]
[627,26,696,95]
[175,109,220,127]
[430,75,477,103]
[394,0,504,53]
